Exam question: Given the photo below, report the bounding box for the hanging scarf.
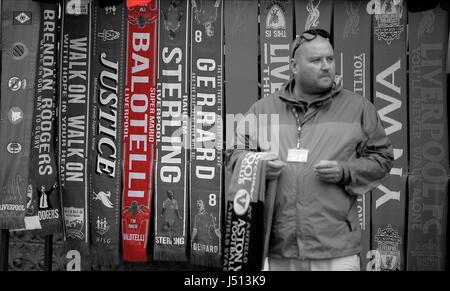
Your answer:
[223,152,278,271]
[121,0,158,262]
[27,2,62,235]
[88,0,126,266]
[153,0,190,263]
[189,0,224,268]
[0,0,40,229]
[59,0,92,255]
[126,0,152,8]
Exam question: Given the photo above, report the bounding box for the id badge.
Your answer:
[287,148,309,163]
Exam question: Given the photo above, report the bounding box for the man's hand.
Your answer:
[314,160,343,184]
[260,152,285,180]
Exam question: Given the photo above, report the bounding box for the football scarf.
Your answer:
[0,0,40,229]
[121,0,158,262]
[407,6,449,271]
[153,0,189,263]
[189,0,223,268]
[370,0,408,271]
[126,0,152,8]
[223,2,259,252]
[260,0,293,98]
[28,2,62,235]
[88,0,126,266]
[58,0,92,254]
[223,152,277,271]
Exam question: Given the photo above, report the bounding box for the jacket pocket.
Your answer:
[345,205,359,232]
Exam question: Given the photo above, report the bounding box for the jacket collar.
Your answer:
[279,75,343,110]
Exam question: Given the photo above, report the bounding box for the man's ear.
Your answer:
[290,58,297,76]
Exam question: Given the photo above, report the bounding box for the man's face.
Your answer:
[196,200,204,212]
[167,191,174,199]
[290,36,335,94]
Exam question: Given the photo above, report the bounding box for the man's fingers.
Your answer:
[268,160,286,169]
[314,160,338,169]
[317,175,340,182]
[260,152,279,161]
[317,174,339,180]
[314,167,339,174]
[316,165,343,183]
[314,160,343,184]
[266,160,285,180]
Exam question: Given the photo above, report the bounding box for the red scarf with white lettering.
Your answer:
[126,0,152,8]
[189,0,224,268]
[121,0,158,262]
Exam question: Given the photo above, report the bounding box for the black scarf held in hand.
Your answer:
[223,152,278,271]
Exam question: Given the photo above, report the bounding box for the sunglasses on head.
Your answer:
[291,28,331,58]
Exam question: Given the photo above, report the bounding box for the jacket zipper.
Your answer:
[291,105,320,259]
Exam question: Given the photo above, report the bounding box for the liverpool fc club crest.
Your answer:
[375,224,401,271]
[265,3,287,38]
[367,0,404,45]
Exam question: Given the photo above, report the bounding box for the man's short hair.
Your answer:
[291,28,333,58]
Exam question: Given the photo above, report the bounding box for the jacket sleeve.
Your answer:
[224,104,259,173]
[339,100,394,195]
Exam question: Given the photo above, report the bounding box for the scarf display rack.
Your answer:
[0,0,449,272]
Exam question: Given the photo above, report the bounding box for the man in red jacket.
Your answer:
[227,29,393,271]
